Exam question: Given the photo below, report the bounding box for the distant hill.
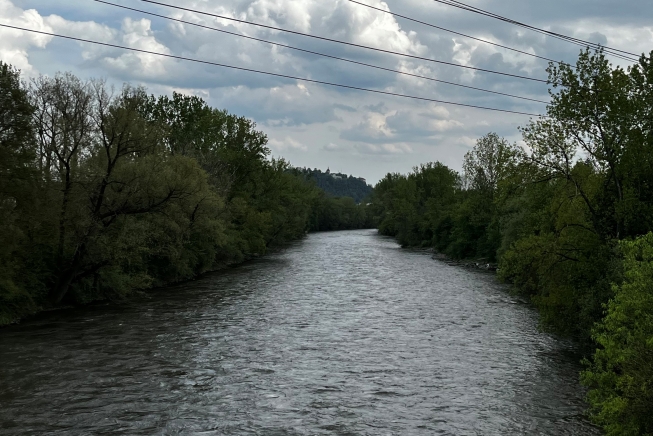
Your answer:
[294,167,373,203]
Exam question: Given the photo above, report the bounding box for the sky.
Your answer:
[1,0,651,183]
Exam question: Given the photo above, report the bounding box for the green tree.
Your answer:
[0,61,37,322]
[446,133,524,260]
[498,49,653,339]
[0,63,370,324]
[582,233,653,435]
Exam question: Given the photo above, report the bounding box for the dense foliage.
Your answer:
[582,234,653,435]
[295,167,373,203]
[371,49,653,434]
[307,191,375,231]
[0,63,371,325]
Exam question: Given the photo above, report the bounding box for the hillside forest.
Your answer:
[295,167,373,204]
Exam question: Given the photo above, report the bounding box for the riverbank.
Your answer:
[430,251,498,272]
[0,259,237,328]
[0,229,377,328]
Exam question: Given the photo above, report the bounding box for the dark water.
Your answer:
[0,230,598,435]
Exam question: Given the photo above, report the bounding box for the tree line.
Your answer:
[369,49,653,435]
[0,62,372,326]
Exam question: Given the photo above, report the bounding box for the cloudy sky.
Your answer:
[2,0,651,183]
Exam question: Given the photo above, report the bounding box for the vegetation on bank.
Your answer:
[582,235,653,435]
[0,62,372,326]
[369,49,653,435]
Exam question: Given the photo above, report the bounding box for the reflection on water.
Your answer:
[0,230,598,435]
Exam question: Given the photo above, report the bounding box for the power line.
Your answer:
[441,0,639,58]
[433,0,610,52]
[93,0,549,104]
[135,0,549,83]
[0,24,545,117]
[347,0,559,64]
[431,0,640,62]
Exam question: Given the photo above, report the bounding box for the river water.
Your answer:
[0,230,597,435]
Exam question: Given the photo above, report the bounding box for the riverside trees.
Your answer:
[371,49,653,434]
[582,234,653,435]
[0,62,36,318]
[0,63,367,325]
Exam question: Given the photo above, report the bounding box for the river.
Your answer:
[0,230,598,435]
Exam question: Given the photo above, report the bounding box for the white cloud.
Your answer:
[355,142,412,155]
[246,0,313,33]
[99,18,172,78]
[322,0,425,54]
[323,142,341,151]
[44,14,114,42]
[269,136,308,152]
[0,0,52,74]
[44,14,116,62]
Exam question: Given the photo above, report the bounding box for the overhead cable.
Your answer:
[347,0,559,64]
[94,0,549,104]
[431,0,640,62]
[440,0,639,58]
[429,0,637,62]
[0,24,544,117]
[134,0,549,83]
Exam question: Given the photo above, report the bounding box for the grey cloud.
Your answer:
[385,108,464,138]
[363,102,386,113]
[7,0,650,183]
[333,103,356,112]
[214,84,344,126]
[353,142,412,155]
[588,32,608,46]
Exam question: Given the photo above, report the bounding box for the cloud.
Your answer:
[215,84,344,126]
[322,0,425,54]
[340,110,394,142]
[269,136,308,152]
[246,0,313,33]
[323,142,341,151]
[354,142,412,155]
[0,0,53,74]
[44,14,114,43]
[385,105,464,137]
[97,18,172,79]
[340,103,463,144]
[2,0,650,183]
[324,140,411,155]
[333,103,356,112]
[0,2,174,80]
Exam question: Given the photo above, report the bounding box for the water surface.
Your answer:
[0,230,597,435]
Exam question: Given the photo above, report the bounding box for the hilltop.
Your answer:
[295,167,373,203]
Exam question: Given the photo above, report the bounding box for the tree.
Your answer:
[463,132,523,194]
[24,77,219,303]
[582,233,653,435]
[0,61,37,322]
[498,49,653,338]
[523,49,653,240]
[0,63,371,324]
[451,134,523,260]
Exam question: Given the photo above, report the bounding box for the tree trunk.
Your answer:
[49,244,85,304]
